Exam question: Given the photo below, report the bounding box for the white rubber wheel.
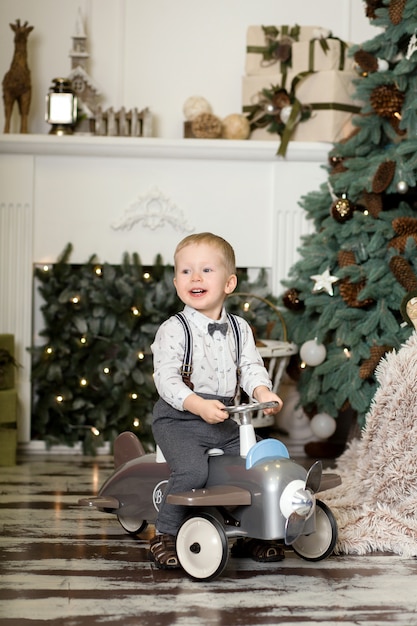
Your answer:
[176,514,229,581]
[292,500,337,561]
[117,512,147,535]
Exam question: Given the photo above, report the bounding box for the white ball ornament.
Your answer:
[280,105,301,125]
[397,180,409,194]
[377,58,389,72]
[299,339,327,366]
[310,413,337,440]
[183,96,212,121]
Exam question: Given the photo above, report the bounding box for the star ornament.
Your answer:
[310,268,339,296]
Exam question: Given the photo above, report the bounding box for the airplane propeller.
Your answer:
[280,460,322,545]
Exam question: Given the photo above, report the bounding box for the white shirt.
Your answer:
[151,305,272,411]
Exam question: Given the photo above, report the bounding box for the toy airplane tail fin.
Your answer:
[114,431,146,468]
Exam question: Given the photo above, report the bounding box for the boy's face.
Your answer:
[174,242,237,320]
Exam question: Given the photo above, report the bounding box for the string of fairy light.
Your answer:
[37,262,152,437]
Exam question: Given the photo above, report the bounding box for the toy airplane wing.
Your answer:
[78,495,120,509]
[167,485,251,507]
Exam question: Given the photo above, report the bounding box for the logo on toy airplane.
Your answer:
[153,480,169,511]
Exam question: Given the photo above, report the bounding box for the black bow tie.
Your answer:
[208,322,228,336]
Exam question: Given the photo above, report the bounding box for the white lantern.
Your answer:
[310,413,337,440]
[300,338,327,366]
[45,78,78,135]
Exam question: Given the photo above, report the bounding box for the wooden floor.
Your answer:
[1,453,417,626]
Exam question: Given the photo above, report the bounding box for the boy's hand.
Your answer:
[252,386,283,414]
[183,394,229,424]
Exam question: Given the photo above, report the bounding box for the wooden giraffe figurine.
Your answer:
[2,19,34,134]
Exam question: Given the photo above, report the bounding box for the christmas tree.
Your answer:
[280,0,417,435]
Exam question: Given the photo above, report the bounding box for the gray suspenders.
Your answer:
[175,312,242,395]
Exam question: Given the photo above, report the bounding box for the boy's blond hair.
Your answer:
[174,232,236,275]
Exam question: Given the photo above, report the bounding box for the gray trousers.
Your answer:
[152,395,240,536]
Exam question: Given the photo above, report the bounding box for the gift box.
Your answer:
[0,388,18,466]
[245,25,321,76]
[242,70,361,145]
[245,25,353,76]
[291,38,354,75]
[0,334,16,389]
[0,427,17,466]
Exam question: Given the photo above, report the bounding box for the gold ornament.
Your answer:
[331,194,355,223]
[221,114,250,140]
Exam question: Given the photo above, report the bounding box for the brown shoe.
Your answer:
[231,537,285,562]
[149,533,180,569]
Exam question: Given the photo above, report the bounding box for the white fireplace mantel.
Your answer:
[0,134,331,444]
[0,133,331,162]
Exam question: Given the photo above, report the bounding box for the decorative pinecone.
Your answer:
[337,249,356,267]
[339,278,374,308]
[392,216,417,236]
[328,155,347,175]
[365,0,385,18]
[361,191,383,217]
[372,160,396,193]
[370,84,405,118]
[271,88,291,110]
[388,216,417,251]
[389,114,407,136]
[388,233,417,252]
[389,256,417,291]
[191,113,222,138]
[354,49,378,73]
[389,0,407,24]
[359,345,393,379]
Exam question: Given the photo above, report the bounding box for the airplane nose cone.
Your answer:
[292,488,314,517]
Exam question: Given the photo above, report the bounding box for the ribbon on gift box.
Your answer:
[246,25,301,76]
[243,71,361,157]
[308,37,349,71]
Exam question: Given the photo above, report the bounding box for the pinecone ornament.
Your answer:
[354,49,378,74]
[370,84,405,118]
[191,113,222,138]
[271,89,291,111]
[388,216,417,252]
[339,278,374,308]
[365,0,385,18]
[359,345,393,379]
[328,154,347,175]
[337,249,356,267]
[389,256,417,291]
[361,191,383,217]
[372,160,396,193]
[389,0,407,24]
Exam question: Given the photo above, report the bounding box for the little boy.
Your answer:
[150,232,283,568]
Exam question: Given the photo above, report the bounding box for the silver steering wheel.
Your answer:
[223,401,279,423]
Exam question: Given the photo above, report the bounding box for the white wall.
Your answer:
[0,0,378,137]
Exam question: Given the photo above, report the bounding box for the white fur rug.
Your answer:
[323,332,417,557]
